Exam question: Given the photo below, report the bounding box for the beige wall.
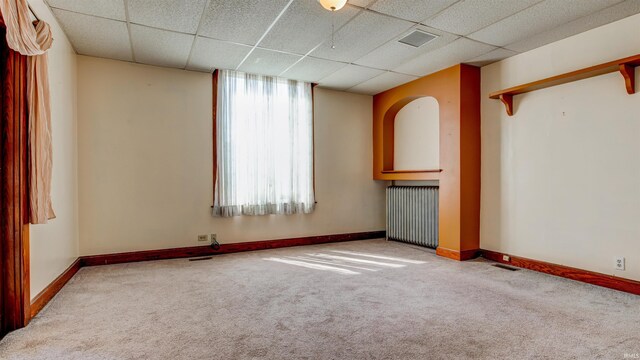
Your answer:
[481,13,640,281]
[394,97,439,171]
[29,0,79,298]
[77,56,386,255]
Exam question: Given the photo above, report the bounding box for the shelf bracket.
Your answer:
[499,94,513,116]
[619,64,636,95]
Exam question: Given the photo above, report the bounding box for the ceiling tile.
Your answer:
[51,9,132,61]
[127,0,207,34]
[505,0,640,53]
[354,25,458,70]
[370,0,458,22]
[349,71,418,95]
[187,37,252,72]
[199,0,291,46]
[348,0,375,7]
[238,48,302,77]
[260,1,360,55]
[424,0,543,36]
[311,10,414,63]
[130,25,194,68]
[394,38,495,76]
[468,0,623,47]
[318,64,385,90]
[466,47,518,67]
[47,0,125,20]
[281,57,347,82]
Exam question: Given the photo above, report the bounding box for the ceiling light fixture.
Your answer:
[318,0,347,11]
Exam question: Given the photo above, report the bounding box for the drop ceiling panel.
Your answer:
[424,0,544,36]
[318,64,385,90]
[466,47,518,67]
[238,48,302,77]
[260,1,360,55]
[127,0,207,34]
[505,0,640,53]
[130,25,194,68]
[468,0,623,47]
[311,10,415,63]
[349,71,418,95]
[281,57,347,83]
[199,0,291,45]
[370,0,459,22]
[354,25,457,70]
[47,0,125,20]
[52,9,132,61]
[348,0,376,7]
[187,37,252,72]
[394,37,495,76]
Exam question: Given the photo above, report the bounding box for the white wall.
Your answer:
[394,97,439,171]
[77,56,386,255]
[481,13,640,281]
[29,0,79,298]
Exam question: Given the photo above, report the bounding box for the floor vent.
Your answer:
[493,264,520,271]
[189,256,213,262]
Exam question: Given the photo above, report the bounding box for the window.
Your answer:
[212,70,315,217]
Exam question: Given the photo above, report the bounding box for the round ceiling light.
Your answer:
[318,0,347,11]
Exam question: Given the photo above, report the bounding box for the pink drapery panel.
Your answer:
[0,0,55,224]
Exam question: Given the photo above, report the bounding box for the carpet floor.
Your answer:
[1,239,638,359]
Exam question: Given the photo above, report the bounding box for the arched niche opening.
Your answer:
[393,97,439,171]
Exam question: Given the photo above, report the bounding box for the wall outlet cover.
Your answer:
[502,255,510,262]
[210,234,217,242]
[197,234,209,242]
[615,257,625,271]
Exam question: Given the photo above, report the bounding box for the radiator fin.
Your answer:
[386,186,438,249]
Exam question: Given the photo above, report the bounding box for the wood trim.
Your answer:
[436,247,479,261]
[80,231,386,267]
[1,38,31,336]
[489,53,640,116]
[30,259,81,319]
[23,231,383,326]
[481,250,640,296]
[381,169,442,174]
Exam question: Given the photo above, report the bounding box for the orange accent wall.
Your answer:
[373,64,481,258]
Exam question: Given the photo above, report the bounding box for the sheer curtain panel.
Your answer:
[213,70,315,217]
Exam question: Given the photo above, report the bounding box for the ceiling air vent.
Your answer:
[398,30,437,48]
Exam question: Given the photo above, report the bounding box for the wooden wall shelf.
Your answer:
[381,169,442,174]
[490,54,640,116]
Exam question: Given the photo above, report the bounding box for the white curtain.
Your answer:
[213,70,315,217]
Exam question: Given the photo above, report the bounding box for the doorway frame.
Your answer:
[0,20,31,338]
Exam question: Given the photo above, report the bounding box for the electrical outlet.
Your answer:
[502,255,510,262]
[197,234,208,242]
[210,234,217,243]
[615,257,625,271]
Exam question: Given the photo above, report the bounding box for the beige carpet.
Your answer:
[1,239,639,359]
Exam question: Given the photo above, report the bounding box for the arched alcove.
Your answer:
[393,97,439,171]
[373,64,481,261]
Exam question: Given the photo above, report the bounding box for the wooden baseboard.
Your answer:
[30,258,81,319]
[29,231,384,319]
[436,247,479,261]
[80,231,386,267]
[481,249,640,296]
